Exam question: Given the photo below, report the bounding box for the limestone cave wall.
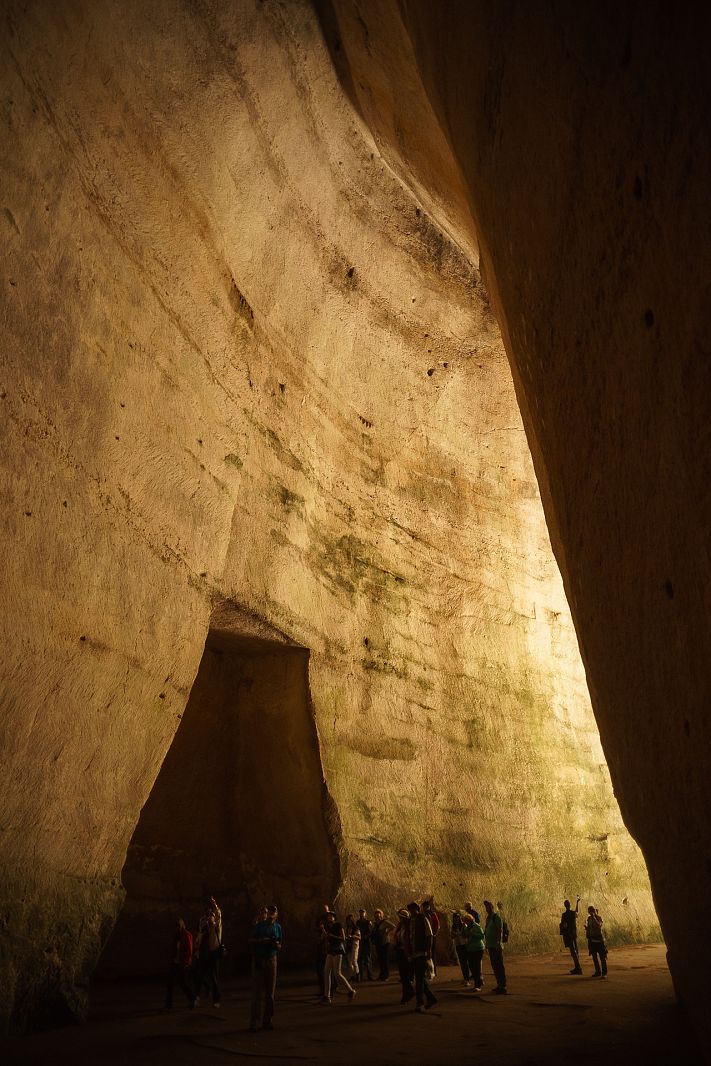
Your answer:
[323,0,711,1052]
[1,0,657,1033]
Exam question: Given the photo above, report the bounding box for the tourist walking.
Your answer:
[248,904,282,1031]
[322,913,356,1003]
[406,902,437,1012]
[463,910,485,991]
[585,906,608,978]
[560,897,583,974]
[483,900,507,994]
[373,908,395,980]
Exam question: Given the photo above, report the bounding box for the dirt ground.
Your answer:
[5,944,702,1065]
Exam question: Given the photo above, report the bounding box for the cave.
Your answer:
[98,604,340,976]
[1,0,710,1060]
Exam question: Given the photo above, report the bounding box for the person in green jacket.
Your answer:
[483,900,507,994]
[462,911,485,991]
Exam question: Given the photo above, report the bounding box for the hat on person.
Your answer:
[398,908,409,919]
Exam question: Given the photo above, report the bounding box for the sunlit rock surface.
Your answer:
[323,0,711,1052]
[0,0,657,1032]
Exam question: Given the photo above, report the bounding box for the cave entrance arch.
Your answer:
[99,603,341,976]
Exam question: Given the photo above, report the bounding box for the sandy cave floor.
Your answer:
[5,944,702,1065]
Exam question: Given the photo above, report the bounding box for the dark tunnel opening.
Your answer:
[98,620,341,979]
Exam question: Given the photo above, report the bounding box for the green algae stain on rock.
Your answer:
[224,453,243,469]
[277,485,306,515]
[307,531,409,610]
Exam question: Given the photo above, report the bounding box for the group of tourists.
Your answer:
[164,893,609,1030]
[450,900,507,992]
[165,897,284,1030]
[165,895,226,1011]
[559,896,609,978]
[315,899,450,1012]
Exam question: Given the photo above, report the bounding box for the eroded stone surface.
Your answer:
[0,0,657,1032]
[324,0,711,1051]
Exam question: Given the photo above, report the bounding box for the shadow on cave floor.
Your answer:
[4,945,701,1065]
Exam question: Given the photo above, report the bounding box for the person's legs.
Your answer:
[413,955,426,1008]
[349,940,359,979]
[333,955,355,994]
[469,951,483,989]
[192,957,205,1003]
[378,943,390,980]
[397,951,414,1001]
[179,965,194,1004]
[322,955,333,1001]
[488,946,507,991]
[456,944,470,982]
[422,963,436,1007]
[600,949,608,977]
[250,959,263,1027]
[569,939,582,972]
[362,942,373,980]
[208,951,221,1005]
[591,948,602,975]
[263,956,277,1025]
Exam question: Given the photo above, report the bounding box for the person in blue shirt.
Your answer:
[248,905,282,1031]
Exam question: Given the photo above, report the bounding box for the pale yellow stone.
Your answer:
[0,0,657,1031]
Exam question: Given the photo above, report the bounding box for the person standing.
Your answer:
[315,904,333,997]
[394,908,415,1003]
[193,898,223,1008]
[464,910,485,991]
[345,913,361,980]
[406,902,437,1012]
[585,906,608,978]
[560,897,583,974]
[422,900,440,975]
[248,904,282,1031]
[165,917,193,1008]
[322,913,356,1003]
[483,900,507,995]
[451,911,471,985]
[373,908,395,980]
[356,909,374,981]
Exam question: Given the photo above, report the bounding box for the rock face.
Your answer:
[1,0,658,1033]
[99,606,342,974]
[323,0,711,1052]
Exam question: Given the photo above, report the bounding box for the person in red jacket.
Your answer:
[165,917,194,1008]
